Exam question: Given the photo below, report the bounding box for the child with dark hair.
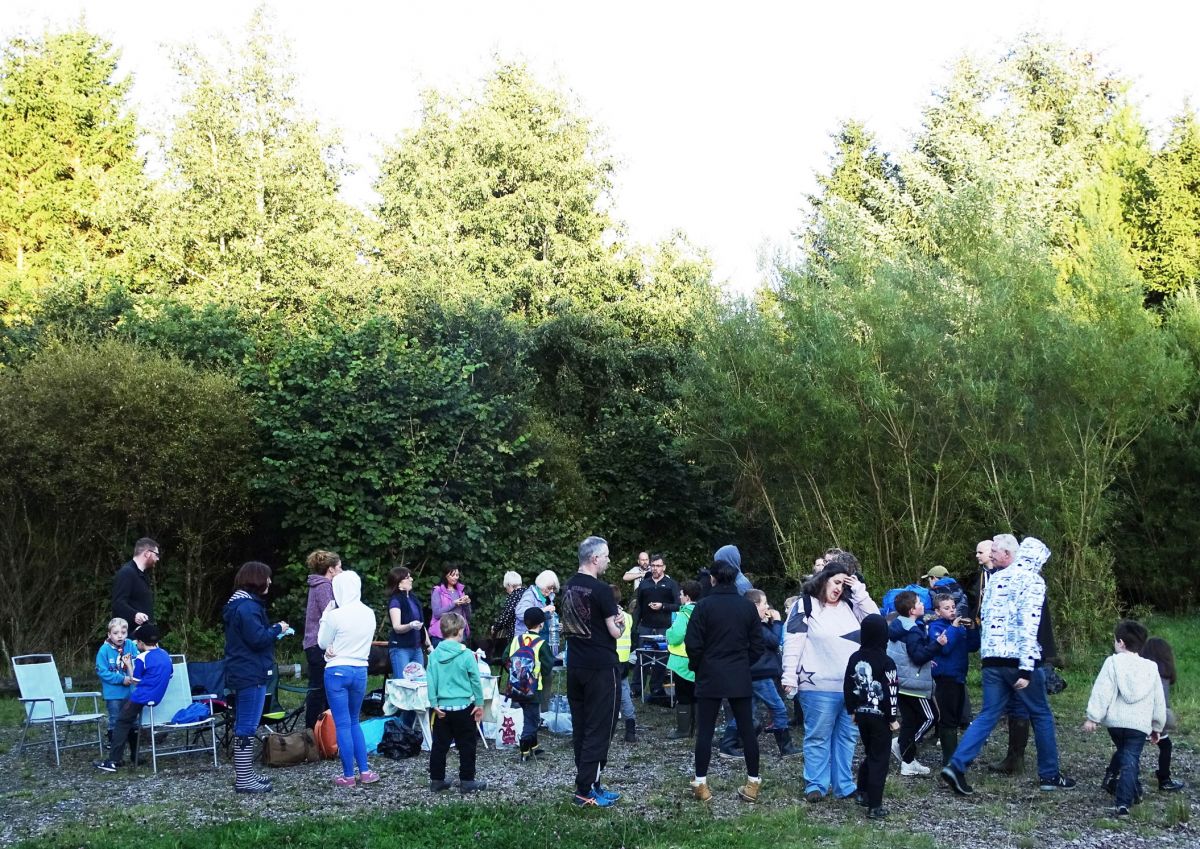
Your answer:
[1083,620,1166,816]
[844,614,899,819]
[508,606,553,762]
[93,623,172,773]
[1139,636,1185,792]
[609,583,638,742]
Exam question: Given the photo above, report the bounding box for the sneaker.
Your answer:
[592,784,621,803]
[718,745,745,760]
[429,779,454,792]
[940,765,974,796]
[1039,774,1077,791]
[804,790,824,803]
[93,760,119,773]
[333,775,356,788]
[359,770,380,785]
[867,806,889,819]
[1159,779,1186,792]
[530,747,547,759]
[901,759,931,776]
[891,738,902,764]
[459,780,489,794]
[572,789,615,808]
[1104,805,1130,818]
[854,791,869,807]
[520,752,532,763]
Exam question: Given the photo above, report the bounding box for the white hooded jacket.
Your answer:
[979,537,1048,674]
[317,571,376,668]
[1086,651,1167,736]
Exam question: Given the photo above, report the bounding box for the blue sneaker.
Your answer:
[572,789,616,808]
[592,784,621,803]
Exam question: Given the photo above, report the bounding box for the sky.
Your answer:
[3,1,1198,295]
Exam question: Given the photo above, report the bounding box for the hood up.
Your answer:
[1014,537,1050,574]
[332,570,362,608]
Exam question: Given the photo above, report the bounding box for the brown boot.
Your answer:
[737,779,761,802]
[690,779,712,801]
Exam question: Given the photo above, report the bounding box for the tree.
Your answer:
[0,27,146,325]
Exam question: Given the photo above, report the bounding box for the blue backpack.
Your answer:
[507,634,544,699]
[880,584,933,617]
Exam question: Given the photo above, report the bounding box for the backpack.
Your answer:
[378,718,424,760]
[313,708,338,759]
[880,584,933,617]
[507,633,544,699]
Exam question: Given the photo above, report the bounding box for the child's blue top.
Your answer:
[928,618,981,683]
[130,646,172,706]
[95,639,140,700]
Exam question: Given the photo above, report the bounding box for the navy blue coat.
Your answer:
[223,593,281,690]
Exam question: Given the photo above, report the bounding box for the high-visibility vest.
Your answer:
[616,610,633,662]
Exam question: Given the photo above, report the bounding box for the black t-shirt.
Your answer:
[560,571,619,669]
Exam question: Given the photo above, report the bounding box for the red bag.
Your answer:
[313,709,339,759]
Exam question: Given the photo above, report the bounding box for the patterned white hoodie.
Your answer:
[979,537,1049,676]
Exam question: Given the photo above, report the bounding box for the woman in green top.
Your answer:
[666,580,703,739]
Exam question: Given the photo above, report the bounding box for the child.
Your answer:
[1083,620,1166,816]
[427,611,488,793]
[610,583,637,742]
[93,623,172,772]
[886,590,944,775]
[783,595,803,730]
[844,613,899,820]
[743,590,800,756]
[927,593,980,764]
[666,580,701,739]
[1140,637,1185,792]
[507,606,554,762]
[95,617,140,743]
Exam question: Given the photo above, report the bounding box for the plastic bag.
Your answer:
[494,698,524,748]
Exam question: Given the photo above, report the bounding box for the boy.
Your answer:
[741,590,799,756]
[844,613,899,819]
[95,617,139,745]
[507,606,554,761]
[927,593,980,764]
[886,590,945,775]
[1083,620,1166,816]
[610,583,637,743]
[93,622,171,772]
[427,611,488,793]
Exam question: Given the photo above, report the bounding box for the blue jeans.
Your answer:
[950,666,1060,781]
[105,698,133,733]
[389,646,424,679]
[618,674,636,721]
[799,689,859,798]
[325,665,369,777]
[727,680,790,734]
[1107,727,1146,808]
[233,685,267,736]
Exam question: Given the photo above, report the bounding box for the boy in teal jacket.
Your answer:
[427,612,487,793]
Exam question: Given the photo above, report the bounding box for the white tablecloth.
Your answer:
[383,674,499,750]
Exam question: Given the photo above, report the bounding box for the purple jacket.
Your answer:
[429,583,471,639]
[303,574,334,650]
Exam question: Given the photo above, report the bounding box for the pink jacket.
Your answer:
[429,583,471,639]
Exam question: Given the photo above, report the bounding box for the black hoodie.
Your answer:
[843,613,898,721]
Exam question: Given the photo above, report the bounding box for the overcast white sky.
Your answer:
[3,1,1198,294]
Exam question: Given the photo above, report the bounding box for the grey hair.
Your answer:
[578,536,608,566]
[503,571,522,589]
[535,570,559,592]
[991,533,1018,555]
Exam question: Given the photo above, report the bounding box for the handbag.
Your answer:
[263,730,320,767]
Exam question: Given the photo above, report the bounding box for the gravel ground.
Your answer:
[0,699,1195,848]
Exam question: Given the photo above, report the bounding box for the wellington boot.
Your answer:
[773,729,801,756]
[667,703,694,740]
[937,726,958,766]
[989,718,1029,775]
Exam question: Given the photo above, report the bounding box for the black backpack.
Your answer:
[378,718,423,759]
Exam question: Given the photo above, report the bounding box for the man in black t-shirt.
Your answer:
[561,535,625,807]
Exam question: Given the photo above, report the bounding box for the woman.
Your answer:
[302,550,341,729]
[429,565,471,647]
[318,570,378,787]
[489,571,524,659]
[782,553,879,802]
[515,570,559,711]
[684,560,766,802]
[223,560,290,794]
[665,580,702,740]
[386,566,430,678]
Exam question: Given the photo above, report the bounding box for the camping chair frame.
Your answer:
[142,653,220,773]
[12,654,105,766]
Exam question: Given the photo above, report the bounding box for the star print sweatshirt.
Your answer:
[782,584,879,693]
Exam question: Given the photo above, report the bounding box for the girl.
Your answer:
[1140,636,1186,792]
[318,570,378,787]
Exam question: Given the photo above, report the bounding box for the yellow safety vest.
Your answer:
[616,610,633,662]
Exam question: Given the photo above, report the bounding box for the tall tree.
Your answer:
[0,27,146,325]
[1131,109,1200,301]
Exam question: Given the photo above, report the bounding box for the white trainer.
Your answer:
[901,759,931,776]
[891,738,902,763]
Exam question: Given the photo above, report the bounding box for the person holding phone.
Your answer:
[429,565,471,648]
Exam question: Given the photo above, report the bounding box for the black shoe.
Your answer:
[530,748,547,759]
[1104,805,1130,818]
[429,779,453,792]
[1039,774,1077,791]
[459,780,489,794]
[718,745,744,760]
[93,760,119,773]
[940,765,974,796]
[854,792,869,807]
[867,806,888,819]
[1159,779,1186,792]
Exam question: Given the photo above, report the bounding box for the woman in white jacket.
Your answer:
[318,570,378,787]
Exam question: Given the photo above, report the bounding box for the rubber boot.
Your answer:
[718,722,744,759]
[989,718,1029,775]
[233,735,271,794]
[624,718,637,743]
[773,728,801,756]
[667,703,694,740]
[938,726,958,766]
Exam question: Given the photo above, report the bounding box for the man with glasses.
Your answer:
[634,554,680,702]
[112,538,160,626]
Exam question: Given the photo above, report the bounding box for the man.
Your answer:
[112,538,160,626]
[940,534,1075,796]
[972,538,994,621]
[622,551,651,591]
[633,554,681,701]
[921,565,969,619]
[561,536,625,808]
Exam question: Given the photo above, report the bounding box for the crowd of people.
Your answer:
[89,533,1184,818]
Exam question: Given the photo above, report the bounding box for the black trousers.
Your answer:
[567,664,619,795]
[106,699,143,764]
[304,645,328,729]
[694,696,759,779]
[429,706,478,781]
[856,714,891,808]
[934,678,967,728]
[898,694,938,762]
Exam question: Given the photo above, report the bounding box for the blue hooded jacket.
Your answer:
[713,545,753,596]
[223,591,281,690]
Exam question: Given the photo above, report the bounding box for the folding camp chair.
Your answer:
[143,653,220,773]
[187,658,232,750]
[12,654,105,766]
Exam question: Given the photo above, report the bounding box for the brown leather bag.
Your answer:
[313,709,339,759]
[262,729,320,767]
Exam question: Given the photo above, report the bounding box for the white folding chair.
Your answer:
[142,653,219,773]
[12,654,105,766]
